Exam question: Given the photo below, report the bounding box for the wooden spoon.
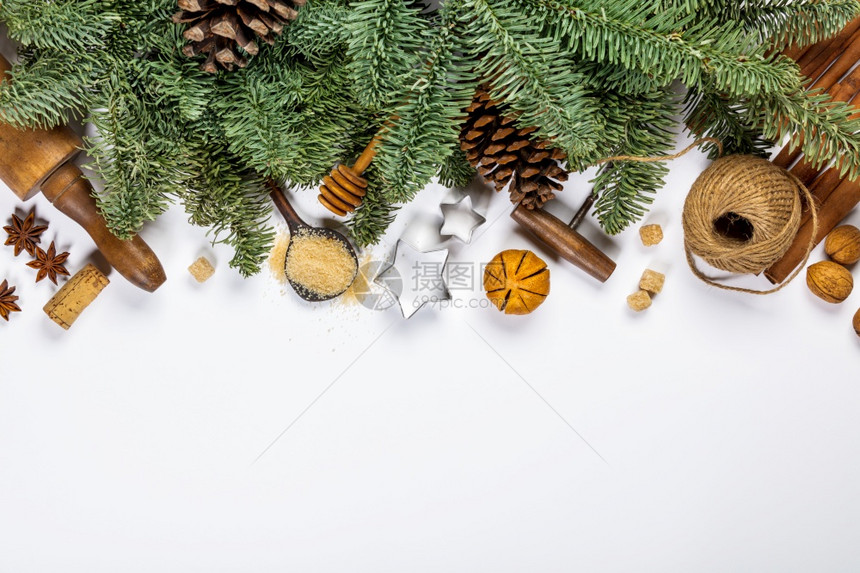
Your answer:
[267,179,358,302]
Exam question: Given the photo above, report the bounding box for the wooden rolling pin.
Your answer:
[511,194,616,282]
[0,55,165,292]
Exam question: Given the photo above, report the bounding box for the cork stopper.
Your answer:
[43,264,109,329]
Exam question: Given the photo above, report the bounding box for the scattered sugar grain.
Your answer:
[188,256,215,283]
[639,269,665,294]
[627,290,652,312]
[268,229,290,284]
[640,224,664,246]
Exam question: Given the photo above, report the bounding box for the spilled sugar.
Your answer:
[268,229,290,284]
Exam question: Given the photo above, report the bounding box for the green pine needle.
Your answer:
[2,0,859,270]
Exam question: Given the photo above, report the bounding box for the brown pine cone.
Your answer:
[174,0,305,72]
[460,88,568,210]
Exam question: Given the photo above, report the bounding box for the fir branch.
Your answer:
[218,44,369,184]
[0,48,98,128]
[86,59,193,239]
[438,148,476,188]
[531,0,803,97]
[110,0,181,55]
[373,0,479,203]
[5,0,860,272]
[345,0,429,110]
[591,89,677,235]
[0,0,119,52]
[694,0,860,49]
[287,1,353,57]
[179,150,275,277]
[753,88,860,180]
[347,165,399,247]
[576,59,664,96]
[464,0,603,161]
[683,86,772,159]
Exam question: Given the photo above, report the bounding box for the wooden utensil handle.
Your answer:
[352,135,381,176]
[40,163,166,292]
[511,204,616,283]
[267,178,305,231]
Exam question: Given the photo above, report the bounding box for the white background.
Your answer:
[1,61,860,572]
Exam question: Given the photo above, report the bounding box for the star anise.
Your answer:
[0,279,21,321]
[26,241,70,285]
[4,211,48,257]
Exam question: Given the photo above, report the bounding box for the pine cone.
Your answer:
[460,88,568,210]
[173,0,305,72]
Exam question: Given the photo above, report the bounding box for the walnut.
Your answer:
[806,261,853,304]
[484,249,550,315]
[825,225,860,265]
[853,308,860,338]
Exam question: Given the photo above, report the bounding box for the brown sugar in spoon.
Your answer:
[267,179,358,302]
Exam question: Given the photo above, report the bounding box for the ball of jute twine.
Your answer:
[680,155,818,295]
[594,138,818,295]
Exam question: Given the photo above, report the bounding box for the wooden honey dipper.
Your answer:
[317,135,379,216]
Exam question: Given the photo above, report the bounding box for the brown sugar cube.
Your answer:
[639,224,664,246]
[627,290,652,312]
[188,256,215,283]
[639,269,665,295]
[43,263,109,330]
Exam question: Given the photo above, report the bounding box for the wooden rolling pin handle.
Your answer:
[40,162,167,292]
[511,203,616,283]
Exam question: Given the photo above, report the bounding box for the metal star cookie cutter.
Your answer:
[375,238,450,319]
[440,193,486,244]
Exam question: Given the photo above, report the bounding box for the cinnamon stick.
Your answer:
[764,18,860,284]
[781,43,811,63]
[784,107,860,184]
[810,28,860,92]
[804,24,860,83]
[801,167,845,221]
[765,177,860,283]
[772,64,860,171]
[797,17,860,79]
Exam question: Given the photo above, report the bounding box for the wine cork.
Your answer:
[43,264,109,329]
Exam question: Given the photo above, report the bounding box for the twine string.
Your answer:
[683,169,819,295]
[590,137,818,295]
[593,137,724,166]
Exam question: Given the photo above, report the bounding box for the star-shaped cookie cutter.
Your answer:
[440,193,486,244]
[375,239,450,319]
